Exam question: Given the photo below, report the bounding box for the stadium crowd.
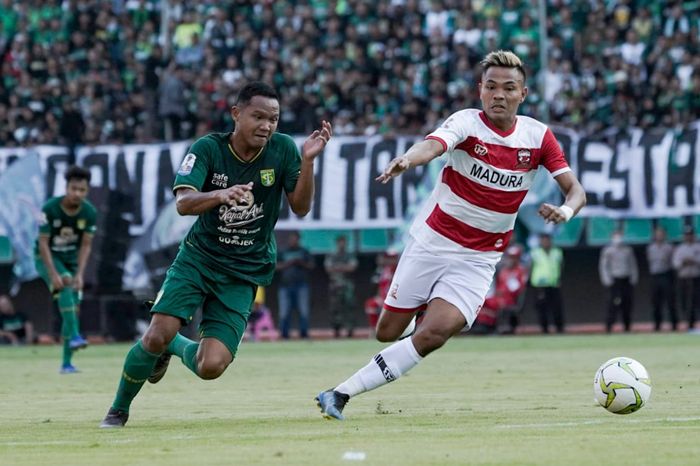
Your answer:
[1,0,699,147]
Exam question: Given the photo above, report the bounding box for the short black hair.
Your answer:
[236,81,279,106]
[64,165,91,184]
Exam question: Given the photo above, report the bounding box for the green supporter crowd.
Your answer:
[1,0,699,147]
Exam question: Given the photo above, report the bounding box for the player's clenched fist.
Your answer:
[538,203,568,224]
[220,182,253,206]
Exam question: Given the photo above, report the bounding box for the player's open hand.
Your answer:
[538,203,567,224]
[221,182,254,206]
[376,156,410,184]
[302,120,332,161]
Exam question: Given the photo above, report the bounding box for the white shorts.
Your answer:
[383,238,496,328]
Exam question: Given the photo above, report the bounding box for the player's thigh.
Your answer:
[382,241,445,312]
[151,257,206,325]
[199,280,256,358]
[376,307,419,337]
[35,257,71,293]
[429,259,496,329]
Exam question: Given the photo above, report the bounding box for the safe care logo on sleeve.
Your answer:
[178,153,196,175]
[260,169,275,187]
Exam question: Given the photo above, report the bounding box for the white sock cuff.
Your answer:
[401,336,423,363]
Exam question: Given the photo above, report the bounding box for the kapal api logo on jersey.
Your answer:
[178,153,196,175]
[515,149,531,169]
[260,169,275,187]
[473,143,488,157]
[218,191,264,227]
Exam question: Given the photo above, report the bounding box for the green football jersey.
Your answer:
[35,196,98,266]
[173,132,302,286]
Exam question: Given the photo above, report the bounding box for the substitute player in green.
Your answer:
[36,165,96,374]
[100,82,332,428]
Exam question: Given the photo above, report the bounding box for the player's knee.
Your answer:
[141,329,170,353]
[412,328,448,356]
[197,357,230,380]
[375,325,400,343]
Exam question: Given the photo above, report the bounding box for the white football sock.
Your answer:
[334,337,423,398]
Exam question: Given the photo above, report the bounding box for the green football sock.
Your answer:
[62,340,72,367]
[167,333,199,375]
[61,310,77,339]
[111,340,160,412]
[58,288,79,338]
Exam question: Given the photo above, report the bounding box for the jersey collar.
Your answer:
[479,111,517,138]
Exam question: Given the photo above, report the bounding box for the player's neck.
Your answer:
[229,133,265,161]
[481,111,517,134]
[60,198,81,215]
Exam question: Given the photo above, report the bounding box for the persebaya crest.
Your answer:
[260,169,275,187]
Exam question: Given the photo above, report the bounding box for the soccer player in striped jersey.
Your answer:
[316,50,586,420]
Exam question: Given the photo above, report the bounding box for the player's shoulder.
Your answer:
[82,199,98,216]
[269,132,298,151]
[445,108,481,124]
[42,196,61,210]
[516,115,550,135]
[189,132,227,154]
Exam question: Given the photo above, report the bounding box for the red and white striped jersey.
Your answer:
[409,109,571,265]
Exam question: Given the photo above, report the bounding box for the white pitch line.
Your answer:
[497,416,700,429]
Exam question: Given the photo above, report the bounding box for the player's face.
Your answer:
[231,96,280,149]
[65,179,89,207]
[479,67,527,128]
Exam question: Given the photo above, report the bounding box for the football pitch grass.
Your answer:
[1,333,698,466]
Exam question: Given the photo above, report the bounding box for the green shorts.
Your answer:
[151,249,257,357]
[36,256,76,287]
[35,257,81,307]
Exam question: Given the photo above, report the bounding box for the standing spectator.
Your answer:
[0,295,34,345]
[672,226,700,331]
[646,226,678,331]
[530,233,565,334]
[324,235,358,338]
[599,230,639,333]
[276,231,313,339]
[158,63,187,140]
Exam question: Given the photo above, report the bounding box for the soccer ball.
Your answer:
[593,357,651,414]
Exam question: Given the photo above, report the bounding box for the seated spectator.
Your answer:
[472,245,529,335]
[0,295,34,345]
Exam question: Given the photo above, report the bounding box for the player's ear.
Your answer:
[521,86,528,103]
[230,105,239,122]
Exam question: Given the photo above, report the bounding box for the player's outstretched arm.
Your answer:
[288,120,332,216]
[376,139,444,184]
[538,171,586,224]
[175,184,253,215]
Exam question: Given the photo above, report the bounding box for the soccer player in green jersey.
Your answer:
[35,165,97,374]
[100,81,332,428]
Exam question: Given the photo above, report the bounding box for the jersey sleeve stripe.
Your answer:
[550,167,572,177]
[172,184,200,193]
[425,204,513,252]
[425,135,448,152]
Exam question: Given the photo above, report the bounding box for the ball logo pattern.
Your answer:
[593,357,651,414]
